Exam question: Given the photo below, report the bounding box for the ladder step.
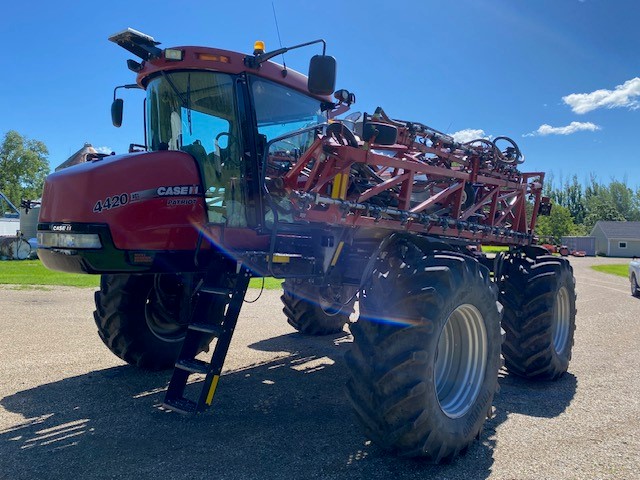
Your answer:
[175,358,209,375]
[188,323,223,336]
[200,286,232,296]
[162,397,198,415]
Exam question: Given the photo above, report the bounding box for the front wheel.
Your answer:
[345,241,502,460]
[281,279,356,335]
[93,274,220,370]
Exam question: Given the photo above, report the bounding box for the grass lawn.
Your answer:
[481,245,509,254]
[590,264,629,278]
[0,259,283,289]
[0,260,99,287]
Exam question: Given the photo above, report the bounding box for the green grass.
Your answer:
[591,264,629,278]
[0,260,99,287]
[249,277,283,290]
[0,259,284,289]
[481,245,509,253]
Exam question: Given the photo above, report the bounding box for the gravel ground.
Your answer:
[0,256,639,480]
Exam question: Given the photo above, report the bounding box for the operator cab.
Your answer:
[145,71,245,225]
[109,29,340,232]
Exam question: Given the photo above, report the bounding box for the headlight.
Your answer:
[37,232,102,249]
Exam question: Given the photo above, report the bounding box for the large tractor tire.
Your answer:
[345,240,502,460]
[498,253,576,379]
[281,279,356,335]
[94,274,220,370]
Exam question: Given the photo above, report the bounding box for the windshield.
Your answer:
[251,76,324,146]
[250,77,325,227]
[146,71,246,226]
[146,71,238,152]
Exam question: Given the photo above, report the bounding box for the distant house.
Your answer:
[590,221,640,257]
[55,143,98,171]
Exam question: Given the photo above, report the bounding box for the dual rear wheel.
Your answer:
[498,253,577,379]
[344,241,576,460]
[345,240,502,460]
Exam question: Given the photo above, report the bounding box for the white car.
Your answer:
[629,258,640,297]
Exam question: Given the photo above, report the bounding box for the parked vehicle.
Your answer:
[37,28,577,461]
[629,257,640,297]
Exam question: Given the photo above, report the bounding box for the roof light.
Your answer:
[164,48,183,61]
[253,41,265,55]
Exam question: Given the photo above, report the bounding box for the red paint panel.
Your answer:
[40,151,206,250]
[136,46,332,103]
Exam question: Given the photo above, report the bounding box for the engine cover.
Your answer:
[38,150,207,273]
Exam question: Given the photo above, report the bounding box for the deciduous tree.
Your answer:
[0,130,49,206]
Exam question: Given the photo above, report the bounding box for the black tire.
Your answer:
[499,254,577,379]
[631,273,640,297]
[93,274,219,370]
[281,279,356,335]
[345,240,502,460]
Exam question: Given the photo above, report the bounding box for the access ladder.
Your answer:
[162,263,251,414]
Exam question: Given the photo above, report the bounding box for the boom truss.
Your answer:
[265,109,548,246]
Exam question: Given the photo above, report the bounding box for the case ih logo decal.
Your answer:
[92,186,201,213]
[156,185,200,196]
[51,224,72,231]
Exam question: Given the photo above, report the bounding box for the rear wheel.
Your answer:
[281,279,356,335]
[498,254,577,379]
[345,239,502,460]
[94,273,220,370]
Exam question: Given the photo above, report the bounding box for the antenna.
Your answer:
[272,2,287,77]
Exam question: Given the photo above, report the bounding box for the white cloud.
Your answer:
[523,121,601,137]
[562,77,640,114]
[449,129,489,144]
[95,146,113,154]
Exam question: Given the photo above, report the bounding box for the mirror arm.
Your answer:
[245,39,326,68]
[113,83,142,101]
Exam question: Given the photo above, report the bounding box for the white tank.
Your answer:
[0,236,31,260]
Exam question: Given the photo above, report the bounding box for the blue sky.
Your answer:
[2,0,639,188]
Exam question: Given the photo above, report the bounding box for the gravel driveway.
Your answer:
[1,256,638,479]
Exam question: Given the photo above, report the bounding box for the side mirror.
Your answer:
[111,98,124,127]
[308,55,336,96]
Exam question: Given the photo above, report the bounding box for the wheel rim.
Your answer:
[145,301,187,342]
[552,286,571,355]
[434,304,488,419]
[144,276,188,343]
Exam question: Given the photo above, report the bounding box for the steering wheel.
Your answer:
[215,132,241,171]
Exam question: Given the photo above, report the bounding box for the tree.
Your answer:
[581,176,638,230]
[0,130,49,206]
[535,204,583,244]
[608,180,640,221]
[548,175,586,225]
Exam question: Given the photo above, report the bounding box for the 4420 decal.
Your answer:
[93,193,129,213]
